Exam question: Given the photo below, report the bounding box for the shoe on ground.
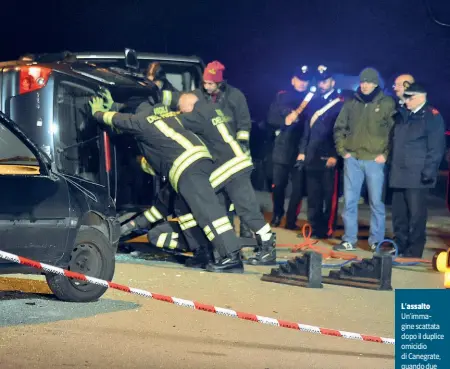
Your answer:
[247,234,277,266]
[270,215,282,227]
[205,252,244,273]
[185,247,213,269]
[285,223,299,230]
[333,241,357,251]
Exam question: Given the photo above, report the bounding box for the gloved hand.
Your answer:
[99,88,114,110]
[239,140,250,156]
[421,173,434,185]
[294,160,304,170]
[89,96,108,116]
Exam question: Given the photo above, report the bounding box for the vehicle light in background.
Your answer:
[444,250,450,289]
[19,66,52,94]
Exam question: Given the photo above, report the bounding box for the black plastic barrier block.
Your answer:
[261,251,323,288]
[324,254,393,291]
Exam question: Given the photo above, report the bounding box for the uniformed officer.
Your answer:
[193,60,254,238]
[89,97,245,273]
[389,83,446,258]
[179,93,277,266]
[266,66,316,229]
[295,66,343,238]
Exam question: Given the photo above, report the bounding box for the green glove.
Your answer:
[99,88,114,110]
[89,96,108,116]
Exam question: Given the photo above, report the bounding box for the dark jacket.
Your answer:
[389,104,446,189]
[298,90,344,169]
[136,80,180,115]
[194,83,252,142]
[180,101,253,190]
[267,89,314,165]
[93,106,212,192]
[334,87,396,160]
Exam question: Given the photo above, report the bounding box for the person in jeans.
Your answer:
[333,67,396,251]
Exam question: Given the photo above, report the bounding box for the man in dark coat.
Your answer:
[266,66,315,229]
[389,83,446,258]
[296,66,343,238]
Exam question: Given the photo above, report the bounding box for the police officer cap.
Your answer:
[293,65,313,81]
[403,82,427,97]
[315,65,333,81]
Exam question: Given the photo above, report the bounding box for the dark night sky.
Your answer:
[2,0,450,121]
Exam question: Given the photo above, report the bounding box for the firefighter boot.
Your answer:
[205,251,244,273]
[184,245,214,269]
[239,220,253,238]
[247,233,277,266]
[121,214,152,237]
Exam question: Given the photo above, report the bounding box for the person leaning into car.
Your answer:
[88,96,245,274]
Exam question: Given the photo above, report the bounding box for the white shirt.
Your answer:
[412,102,426,114]
[323,89,335,100]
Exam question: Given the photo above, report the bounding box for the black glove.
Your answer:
[238,140,250,156]
[294,160,304,170]
[421,173,434,185]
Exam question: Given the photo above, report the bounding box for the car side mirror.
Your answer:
[125,48,139,71]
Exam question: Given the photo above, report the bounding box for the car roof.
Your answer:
[73,51,204,65]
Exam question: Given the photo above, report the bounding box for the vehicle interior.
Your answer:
[0,50,206,230]
[0,121,41,176]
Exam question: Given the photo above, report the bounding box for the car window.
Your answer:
[82,60,202,91]
[0,121,40,175]
[55,81,101,184]
[71,66,141,86]
[144,62,201,91]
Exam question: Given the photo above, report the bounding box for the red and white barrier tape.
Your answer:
[0,250,395,345]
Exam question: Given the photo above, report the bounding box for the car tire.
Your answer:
[46,226,116,302]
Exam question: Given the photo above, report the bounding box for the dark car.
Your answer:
[0,50,178,302]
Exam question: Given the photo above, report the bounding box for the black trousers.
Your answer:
[217,172,269,236]
[177,160,241,258]
[272,162,306,225]
[391,188,429,258]
[306,167,339,236]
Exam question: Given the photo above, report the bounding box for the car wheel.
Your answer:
[46,226,115,302]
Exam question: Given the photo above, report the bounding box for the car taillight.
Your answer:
[19,66,52,94]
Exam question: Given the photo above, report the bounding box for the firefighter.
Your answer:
[194,60,254,238]
[120,157,173,237]
[88,97,245,273]
[178,93,277,266]
[295,66,343,238]
[144,62,180,113]
[266,66,316,229]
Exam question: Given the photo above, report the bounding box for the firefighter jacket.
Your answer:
[93,108,212,192]
[298,90,344,169]
[179,100,253,190]
[193,83,252,142]
[135,82,181,115]
[267,88,316,165]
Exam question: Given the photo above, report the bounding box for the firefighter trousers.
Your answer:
[306,167,339,237]
[272,162,306,226]
[391,188,428,258]
[177,160,241,258]
[217,172,272,239]
[140,183,174,225]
